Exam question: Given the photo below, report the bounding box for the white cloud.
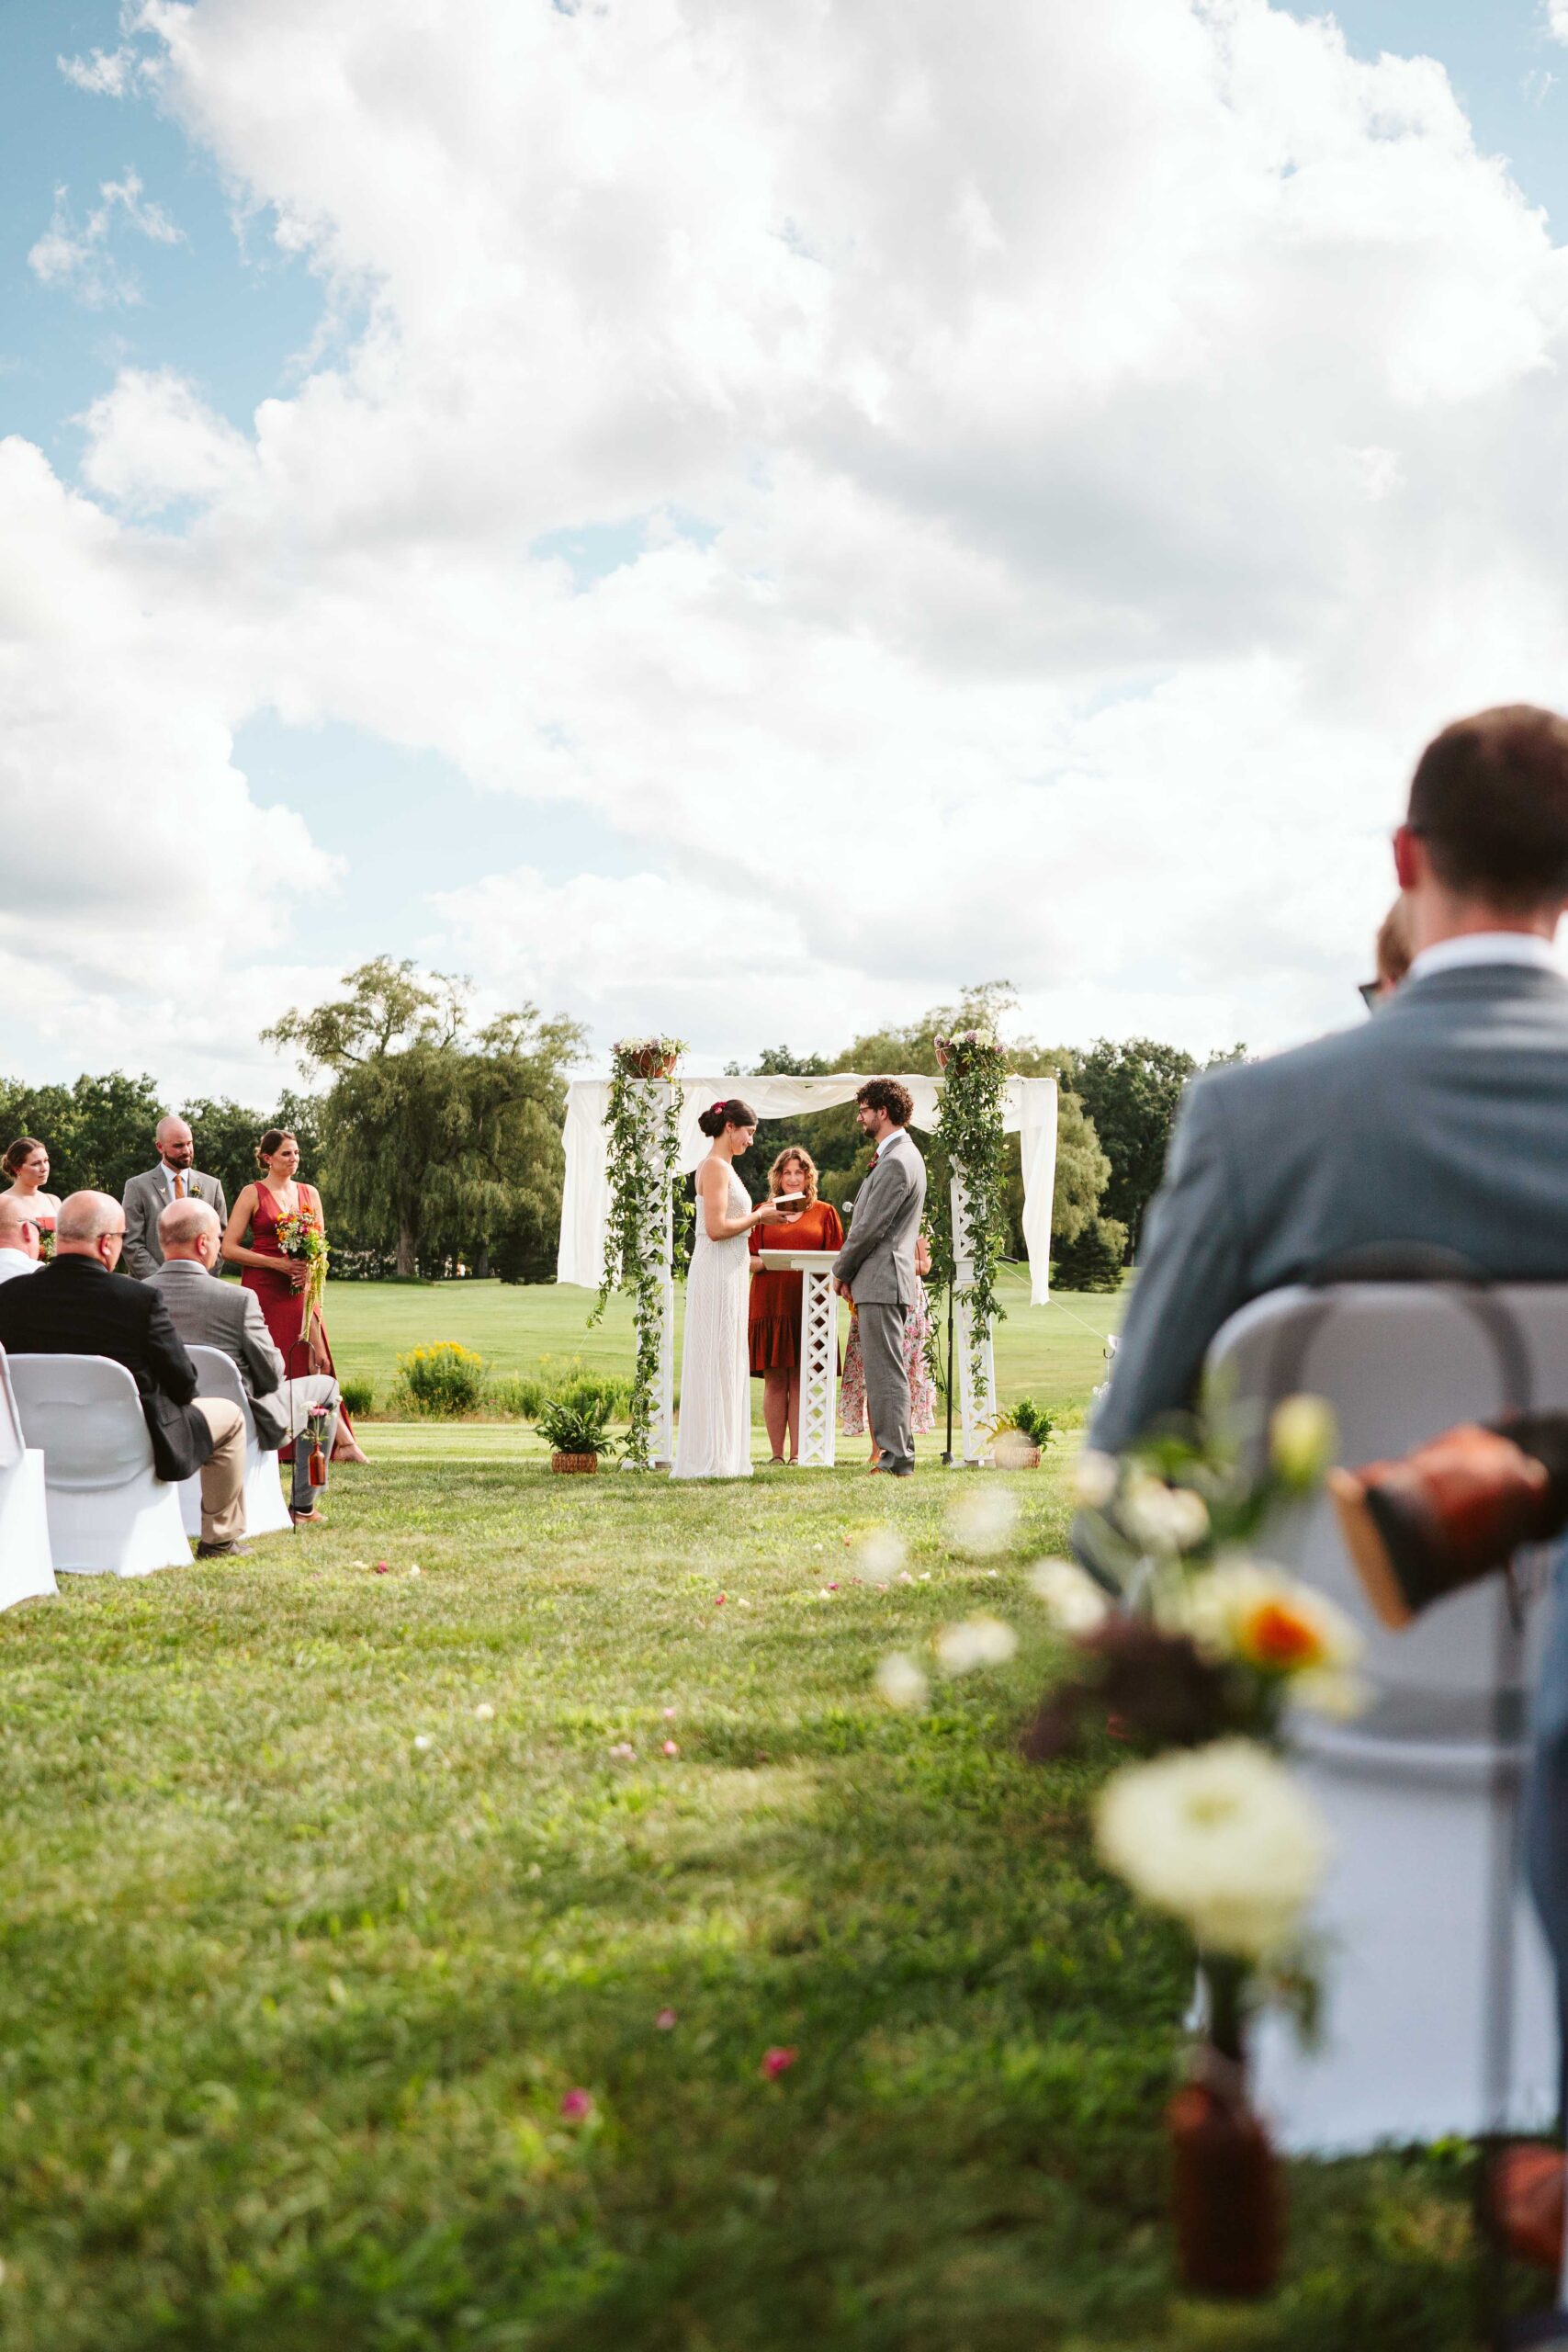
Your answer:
[28,169,185,308]
[58,47,141,99]
[1547,4,1568,48]
[15,0,1568,1094]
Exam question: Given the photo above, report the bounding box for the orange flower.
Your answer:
[1235,1600,1325,1672]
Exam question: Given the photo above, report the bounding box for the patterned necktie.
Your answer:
[174,1171,186,1200]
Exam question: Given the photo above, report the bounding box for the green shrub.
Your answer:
[340,1376,376,1418]
[535,1396,614,1455]
[1010,1396,1055,1446]
[392,1342,488,1418]
[489,1358,633,1422]
[1053,1216,1128,1294]
[489,1374,549,1419]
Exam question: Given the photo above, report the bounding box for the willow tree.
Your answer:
[264,958,584,1277]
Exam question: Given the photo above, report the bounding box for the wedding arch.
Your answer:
[557,1044,1058,1468]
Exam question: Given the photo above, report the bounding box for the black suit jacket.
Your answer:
[0,1254,215,1481]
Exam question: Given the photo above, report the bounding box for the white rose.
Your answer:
[1120,1475,1210,1555]
[1095,1739,1330,1961]
[945,1486,1020,1557]
[1072,1449,1119,1508]
[857,1527,909,1578]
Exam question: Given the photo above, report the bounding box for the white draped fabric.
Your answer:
[557,1073,1058,1303]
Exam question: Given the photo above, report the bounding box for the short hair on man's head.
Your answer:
[159,1198,220,1249]
[1408,706,1568,910]
[1375,897,1413,989]
[56,1191,124,1244]
[856,1078,914,1127]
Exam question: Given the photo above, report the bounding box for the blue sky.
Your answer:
[6,0,1568,1098]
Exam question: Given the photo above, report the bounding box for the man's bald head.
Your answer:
[155,1114,194,1170]
[55,1192,127,1270]
[159,1198,220,1262]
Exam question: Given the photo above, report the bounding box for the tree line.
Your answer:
[0,963,1239,1291]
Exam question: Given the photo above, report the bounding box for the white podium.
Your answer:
[757,1250,840,1467]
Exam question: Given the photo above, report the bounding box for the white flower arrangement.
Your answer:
[1072,1448,1120,1509]
[1095,1738,1330,1962]
[1119,1473,1211,1556]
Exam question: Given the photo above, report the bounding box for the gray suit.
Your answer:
[833,1129,928,1476]
[146,1259,342,1512]
[123,1167,229,1281]
[1091,962,1568,1454]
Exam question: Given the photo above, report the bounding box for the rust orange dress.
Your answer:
[242,1182,361,1462]
[747,1199,844,1375]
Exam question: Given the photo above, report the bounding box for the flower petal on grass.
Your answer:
[934,1614,1019,1673]
[761,2046,798,2079]
[559,2088,593,2120]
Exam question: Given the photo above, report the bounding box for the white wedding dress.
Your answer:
[671,1162,753,1480]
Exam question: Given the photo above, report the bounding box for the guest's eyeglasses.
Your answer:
[1358,980,1381,1012]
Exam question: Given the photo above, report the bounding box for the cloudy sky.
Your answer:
[6,0,1568,1102]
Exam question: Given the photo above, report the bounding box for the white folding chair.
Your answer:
[0,1351,56,1610]
[1206,1282,1567,2152]
[177,1346,290,1540]
[7,1353,191,1577]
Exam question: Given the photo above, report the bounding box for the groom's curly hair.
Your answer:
[857,1079,913,1126]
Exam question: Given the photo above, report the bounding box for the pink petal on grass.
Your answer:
[559,2088,593,2121]
[761,2046,798,2080]
[373,1561,390,1575]
[655,2008,678,2030]
[662,1739,680,1758]
[661,1707,678,1721]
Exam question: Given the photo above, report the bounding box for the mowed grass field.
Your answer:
[327,1265,1123,1438]
[0,1279,1503,2349]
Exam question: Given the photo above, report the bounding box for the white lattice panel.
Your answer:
[797,1268,838,1468]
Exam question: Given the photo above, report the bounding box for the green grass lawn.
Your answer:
[325,1266,1123,1431]
[0,1291,1504,2349]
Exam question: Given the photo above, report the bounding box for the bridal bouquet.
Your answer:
[275,1201,329,1337]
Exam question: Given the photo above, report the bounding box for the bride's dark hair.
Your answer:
[697,1097,756,1138]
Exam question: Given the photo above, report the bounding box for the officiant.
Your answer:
[748,1147,842,1464]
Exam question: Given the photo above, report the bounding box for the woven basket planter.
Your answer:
[551,1452,600,1476]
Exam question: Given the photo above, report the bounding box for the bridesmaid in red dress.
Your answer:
[2,1137,62,1258]
[220,1127,367,1464]
[748,1146,843,1464]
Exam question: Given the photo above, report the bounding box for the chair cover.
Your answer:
[7,1353,191,1578]
[177,1347,291,1540]
[0,1353,55,1610]
[1207,1283,1565,2151]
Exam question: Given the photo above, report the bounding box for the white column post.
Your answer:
[950,1172,995,1466]
[795,1261,838,1467]
[651,1182,675,1469]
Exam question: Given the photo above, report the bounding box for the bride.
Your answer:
[671,1098,797,1480]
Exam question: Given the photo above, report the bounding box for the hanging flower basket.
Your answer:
[613,1036,682,1080]
[551,1452,600,1476]
[935,1025,1001,1072]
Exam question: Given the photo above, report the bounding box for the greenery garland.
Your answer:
[934,1025,1009,1395]
[591,1035,688,1468]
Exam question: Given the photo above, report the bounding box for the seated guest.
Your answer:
[0,1189,249,1557]
[123,1115,230,1281]
[0,1196,41,1283]
[1089,705,1568,2344]
[150,1198,344,1525]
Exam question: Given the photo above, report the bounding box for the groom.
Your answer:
[833,1080,927,1476]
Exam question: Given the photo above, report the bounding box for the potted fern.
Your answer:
[987,1396,1055,1468]
[536,1394,615,1475]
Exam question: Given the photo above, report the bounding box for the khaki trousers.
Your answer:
[194,1398,246,1545]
